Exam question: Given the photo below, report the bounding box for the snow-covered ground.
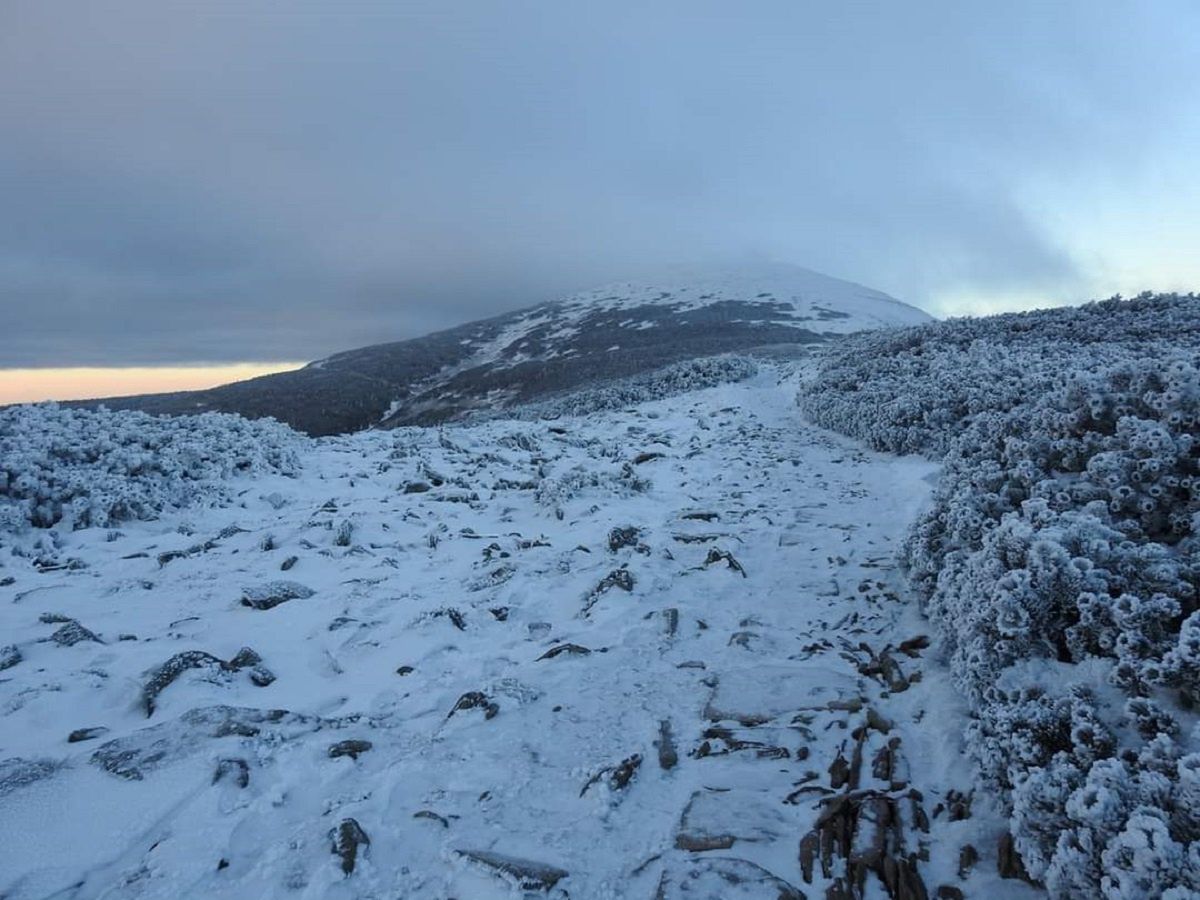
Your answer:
[0,367,1034,899]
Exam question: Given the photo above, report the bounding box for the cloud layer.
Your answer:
[3,1,1198,365]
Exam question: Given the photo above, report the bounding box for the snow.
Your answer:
[0,366,1027,899]
[554,261,932,333]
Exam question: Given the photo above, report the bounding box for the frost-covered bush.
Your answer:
[478,354,758,421]
[0,404,303,531]
[803,293,1200,897]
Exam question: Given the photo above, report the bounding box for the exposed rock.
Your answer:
[536,643,592,660]
[447,691,499,720]
[656,720,678,770]
[468,565,515,592]
[633,451,665,465]
[455,849,568,891]
[935,789,972,822]
[139,647,272,716]
[404,481,432,493]
[396,665,415,676]
[50,620,103,646]
[582,566,635,614]
[67,726,109,743]
[140,651,226,716]
[662,607,679,637]
[330,818,370,875]
[239,580,314,610]
[608,525,641,552]
[92,705,338,780]
[0,644,21,671]
[0,757,60,797]
[609,753,642,790]
[581,753,643,796]
[997,832,1032,882]
[897,635,930,658]
[675,789,788,852]
[656,856,804,899]
[328,739,373,760]
[702,548,747,577]
[865,707,893,734]
[672,532,721,543]
[227,647,263,669]
[213,757,250,788]
[413,810,450,828]
[957,844,978,879]
[280,556,299,571]
[675,833,736,852]
[434,607,467,630]
[704,665,859,725]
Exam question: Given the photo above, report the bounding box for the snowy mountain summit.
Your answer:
[548,262,930,334]
[71,264,930,435]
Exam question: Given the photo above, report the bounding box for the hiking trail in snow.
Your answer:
[0,368,1035,899]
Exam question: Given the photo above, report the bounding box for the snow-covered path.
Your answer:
[0,370,1033,899]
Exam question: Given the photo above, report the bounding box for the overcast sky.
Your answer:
[3,1,1199,367]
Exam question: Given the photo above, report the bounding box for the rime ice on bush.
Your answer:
[0,404,303,531]
[803,292,1200,898]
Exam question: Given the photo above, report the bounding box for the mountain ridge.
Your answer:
[63,264,930,435]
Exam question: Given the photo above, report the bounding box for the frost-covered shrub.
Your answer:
[804,293,1200,897]
[0,404,303,532]
[480,354,758,421]
[534,462,650,512]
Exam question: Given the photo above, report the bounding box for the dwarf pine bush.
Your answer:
[803,292,1200,898]
[0,404,303,531]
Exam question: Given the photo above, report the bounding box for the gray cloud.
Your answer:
[2,0,1198,365]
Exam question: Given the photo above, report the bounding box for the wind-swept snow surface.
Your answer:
[0,367,1027,899]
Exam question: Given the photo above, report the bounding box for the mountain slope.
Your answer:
[68,264,930,435]
[0,369,1022,899]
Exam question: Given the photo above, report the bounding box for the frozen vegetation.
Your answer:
[471,353,760,421]
[0,404,302,531]
[804,293,1200,898]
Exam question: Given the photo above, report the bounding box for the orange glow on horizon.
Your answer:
[0,363,307,405]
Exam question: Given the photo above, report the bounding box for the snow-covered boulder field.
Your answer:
[804,292,1200,898]
[0,362,1034,899]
